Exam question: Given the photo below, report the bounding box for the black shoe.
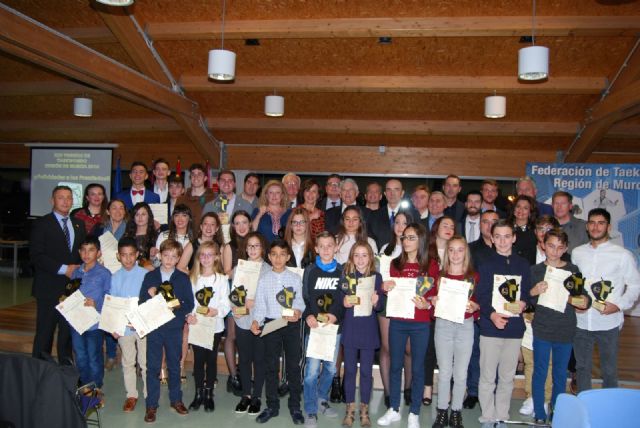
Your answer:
[462,395,478,409]
[404,388,412,406]
[384,395,390,409]
[256,408,279,424]
[432,408,449,428]
[330,376,342,403]
[449,410,464,428]
[278,381,289,397]
[290,410,304,425]
[188,387,204,411]
[203,387,215,412]
[248,397,262,416]
[227,374,242,397]
[236,396,251,413]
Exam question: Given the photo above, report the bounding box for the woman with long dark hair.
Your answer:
[123,202,157,270]
[283,207,315,268]
[335,206,378,264]
[508,195,539,265]
[297,178,325,238]
[71,183,108,236]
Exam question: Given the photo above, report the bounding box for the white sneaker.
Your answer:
[377,408,401,426]
[407,413,419,428]
[519,397,533,416]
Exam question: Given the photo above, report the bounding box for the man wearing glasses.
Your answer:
[320,174,343,212]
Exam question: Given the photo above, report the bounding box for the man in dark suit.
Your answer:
[456,190,482,243]
[324,178,360,234]
[115,161,161,209]
[480,179,506,218]
[516,176,553,216]
[31,185,87,363]
[443,174,466,224]
[319,174,342,212]
[367,179,418,249]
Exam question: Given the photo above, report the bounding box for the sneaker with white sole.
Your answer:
[407,413,419,428]
[519,397,533,416]
[377,408,401,426]
[318,400,338,418]
[304,414,318,428]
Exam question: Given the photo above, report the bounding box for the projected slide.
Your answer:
[30,147,113,216]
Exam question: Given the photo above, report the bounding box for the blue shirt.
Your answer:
[71,262,111,331]
[252,268,305,326]
[110,265,148,336]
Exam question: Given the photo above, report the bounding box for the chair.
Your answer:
[552,393,590,428]
[75,382,102,428]
[577,388,640,428]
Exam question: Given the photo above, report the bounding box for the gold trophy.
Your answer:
[316,294,334,323]
[498,278,521,314]
[229,285,248,315]
[195,286,214,315]
[59,278,81,302]
[416,276,435,297]
[158,281,180,309]
[591,279,613,312]
[276,286,296,317]
[563,272,591,308]
[340,275,360,305]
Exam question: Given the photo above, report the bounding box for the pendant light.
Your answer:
[265,91,284,117]
[208,0,236,81]
[518,0,549,81]
[484,92,506,119]
[73,97,92,117]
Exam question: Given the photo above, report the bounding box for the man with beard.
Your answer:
[571,208,640,392]
[457,190,482,243]
[480,179,506,218]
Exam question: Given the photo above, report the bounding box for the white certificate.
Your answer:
[354,276,375,317]
[260,317,288,337]
[492,274,522,317]
[287,266,304,279]
[233,259,262,299]
[221,224,231,244]
[187,314,217,350]
[386,277,416,319]
[98,231,121,274]
[539,266,571,313]
[434,277,471,324]
[56,290,101,335]
[378,255,393,281]
[305,323,339,362]
[149,203,168,225]
[99,295,138,336]
[126,294,175,338]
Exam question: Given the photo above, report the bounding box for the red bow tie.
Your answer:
[132,189,144,196]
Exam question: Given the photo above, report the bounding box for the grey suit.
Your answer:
[202,193,256,218]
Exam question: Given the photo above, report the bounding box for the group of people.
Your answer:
[30,159,640,428]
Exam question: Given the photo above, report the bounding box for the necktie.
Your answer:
[331,201,337,208]
[132,189,144,196]
[61,217,71,250]
[469,221,477,242]
[390,211,395,227]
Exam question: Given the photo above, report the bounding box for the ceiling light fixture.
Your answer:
[208,0,236,81]
[484,92,506,119]
[95,0,134,6]
[518,0,549,81]
[73,97,92,117]
[265,92,284,117]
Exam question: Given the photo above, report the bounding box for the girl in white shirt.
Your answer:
[335,206,378,264]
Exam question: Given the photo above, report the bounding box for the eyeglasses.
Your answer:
[247,244,262,250]
[291,220,307,226]
[400,235,418,241]
[327,182,340,188]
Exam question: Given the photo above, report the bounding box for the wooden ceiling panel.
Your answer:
[2,0,105,28]
[0,52,64,81]
[156,37,634,78]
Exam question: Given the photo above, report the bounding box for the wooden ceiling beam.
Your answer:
[139,16,640,41]
[180,75,605,95]
[0,80,100,96]
[96,6,220,163]
[0,4,197,119]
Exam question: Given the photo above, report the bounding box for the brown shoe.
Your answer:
[123,397,138,412]
[144,407,157,423]
[171,401,189,415]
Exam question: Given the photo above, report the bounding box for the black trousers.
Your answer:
[236,326,266,398]
[32,298,73,364]
[424,318,437,387]
[263,320,302,411]
[192,332,223,388]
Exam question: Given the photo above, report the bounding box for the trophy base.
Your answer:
[592,300,606,312]
[282,308,295,317]
[59,296,67,303]
[569,295,587,308]
[504,302,521,314]
[317,313,329,323]
[234,306,248,315]
[346,295,360,305]
[196,305,209,315]
[167,299,181,309]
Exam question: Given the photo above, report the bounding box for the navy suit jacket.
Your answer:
[115,188,161,210]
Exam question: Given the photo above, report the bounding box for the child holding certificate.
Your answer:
[378,223,435,428]
[529,228,582,424]
[110,237,149,412]
[186,241,230,412]
[139,239,194,423]
[431,236,479,428]
[340,242,383,427]
[70,236,112,403]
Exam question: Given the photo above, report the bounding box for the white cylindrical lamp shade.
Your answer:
[518,46,549,81]
[73,97,93,117]
[265,95,284,117]
[208,49,236,81]
[484,95,506,119]
[95,0,134,6]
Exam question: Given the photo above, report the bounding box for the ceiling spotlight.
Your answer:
[265,94,284,117]
[484,94,506,119]
[73,97,92,117]
[208,0,236,81]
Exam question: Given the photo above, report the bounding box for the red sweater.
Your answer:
[388,262,437,323]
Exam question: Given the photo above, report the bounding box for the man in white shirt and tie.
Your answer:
[458,190,482,243]
[571,208,640,392]
[322,174,342,212]
[325,178,359,234]
[282,173,301,209]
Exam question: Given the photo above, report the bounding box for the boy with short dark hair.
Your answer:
[139,239,194,423]
[110,237,149,412]
[251,240,306,425]
[70,236,112,400]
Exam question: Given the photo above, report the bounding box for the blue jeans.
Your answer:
[104,332,117,359]
[389,320,429,415]
[532,336,572,420]
[303,333,341,415]
[71,328,104,388]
